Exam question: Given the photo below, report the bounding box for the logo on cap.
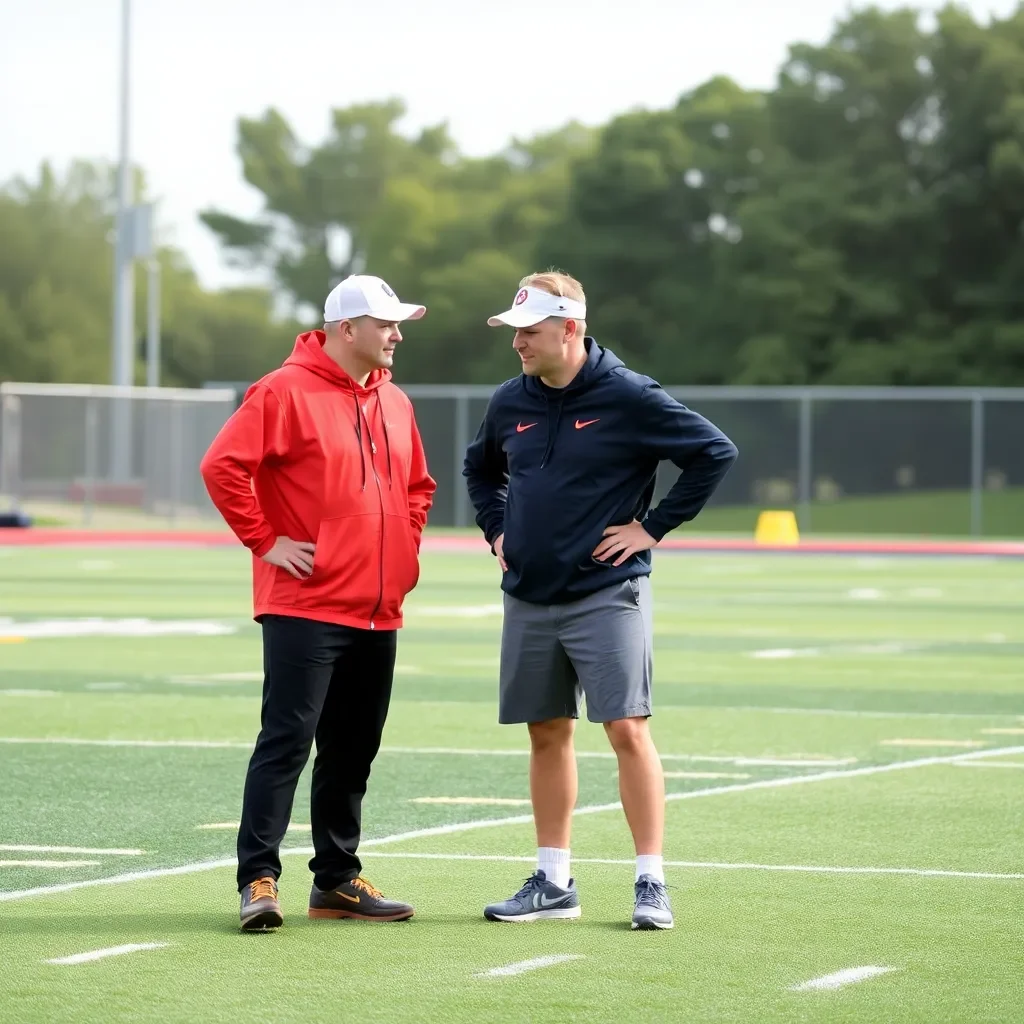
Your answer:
[381,282,395,297]
[514,288,528,306]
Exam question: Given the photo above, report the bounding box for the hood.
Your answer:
[283,330,394,492]
[283,330,391,393]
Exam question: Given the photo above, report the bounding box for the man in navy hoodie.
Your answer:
[463,270,737,931]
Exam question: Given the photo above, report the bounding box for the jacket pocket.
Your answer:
[280,515,381,619]
[379,514,420,620]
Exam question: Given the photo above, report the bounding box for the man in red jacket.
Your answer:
[200,274,436,931]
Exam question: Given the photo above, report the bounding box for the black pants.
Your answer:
[236,614,397,893]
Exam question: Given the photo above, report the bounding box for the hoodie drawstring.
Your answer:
[352,390,393,490]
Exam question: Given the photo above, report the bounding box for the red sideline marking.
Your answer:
[1,529,1022,557]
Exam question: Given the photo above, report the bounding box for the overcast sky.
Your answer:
[1,0,1018,289]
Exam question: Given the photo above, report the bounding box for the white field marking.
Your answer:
[196,822,310,832]
[381,746,856,768]
[394,665,423,675]
[719,705,1023,720]
[750,642,917,660]
[477,955,583,978]
[981,728,1024,736]
[663,771,752,780]
[85,683,129,692]
[362,852,1024,882]
[880,739,986,749]
[955,761,1024,770]
[0,738,252,750]
[0,860,102,868]
[77,560,114,571]
[410,605,504,618]
[986,633,1008,643]
[0,737,855,768]
[791,966,895,992]
[169,672,261,683]
[848,588,885,600]
[410,797,532,806]
[46,943,168,966]
[0,619,235,640]
[750,648,818,660]
[0,845,142,855]
[0,690,58,697]
[3,745,1022,905]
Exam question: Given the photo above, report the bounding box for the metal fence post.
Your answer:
[798,390,813,533]
[84,398,99,526]
[0,393,22,513]
[970,392,984,538]
[453,391,470,528]
[170,399,183,525]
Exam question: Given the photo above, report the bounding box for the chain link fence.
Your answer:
[0,383,237,524]
[5,382,1023,535]
[398,385,1024,537]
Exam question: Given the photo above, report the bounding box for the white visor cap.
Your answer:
[324,275,426,324]
[487,286,586,328]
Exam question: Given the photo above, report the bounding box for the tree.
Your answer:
[0,161,294,388]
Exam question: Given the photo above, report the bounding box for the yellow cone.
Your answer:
[755,510,800,546]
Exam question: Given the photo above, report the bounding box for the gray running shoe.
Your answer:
[484,870,581,922]
[632,874,673,930]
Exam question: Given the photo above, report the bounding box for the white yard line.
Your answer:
[411,797,532,806]
[46,943,168,966]
[790,966,895,992]
[0,860,102,868]
[477,955,583,978]
[196,823,310,832]
[0,737,853,766]
[955,761,1024,770]
[362,852,1024,881]
[0,738,252,750]
[879,739,986,749]
[2,744,1021,904]
[0,845,143,855]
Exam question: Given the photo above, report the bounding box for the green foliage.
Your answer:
[7,5,1024,387]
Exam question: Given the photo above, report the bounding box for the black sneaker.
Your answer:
[484,870,581,922]
[632,874,673,930]
[240,876,283,931]
[308,877,414,922]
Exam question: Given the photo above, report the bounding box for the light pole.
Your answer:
[110,0,134,481]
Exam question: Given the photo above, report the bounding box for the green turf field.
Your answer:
[0,543,1022,1023]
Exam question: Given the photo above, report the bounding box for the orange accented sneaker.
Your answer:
[240,876,283,931]
[308,876,414,922]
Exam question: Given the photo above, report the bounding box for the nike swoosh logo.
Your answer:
[337,892,360,904]
[516,422,538,432]
[534,892,567,908]
[575,418,600,429]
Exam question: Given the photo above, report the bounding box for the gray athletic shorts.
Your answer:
[499,576,654,724]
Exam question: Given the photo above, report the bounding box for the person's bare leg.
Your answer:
[528,717,577,849]
[604,717,664,856]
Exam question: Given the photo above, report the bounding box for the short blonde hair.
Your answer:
[519,269,587,335]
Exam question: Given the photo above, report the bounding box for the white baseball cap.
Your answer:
[487,286,586,328]
[324,275,426,324]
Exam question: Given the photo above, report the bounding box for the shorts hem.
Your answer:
[585,702,652,724]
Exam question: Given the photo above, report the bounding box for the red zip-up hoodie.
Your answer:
[200,330,436,630]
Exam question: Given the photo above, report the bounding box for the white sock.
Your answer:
[636,855,664,884]
[537,847,571,889]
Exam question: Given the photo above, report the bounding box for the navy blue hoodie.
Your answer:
[463,338,738,604]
